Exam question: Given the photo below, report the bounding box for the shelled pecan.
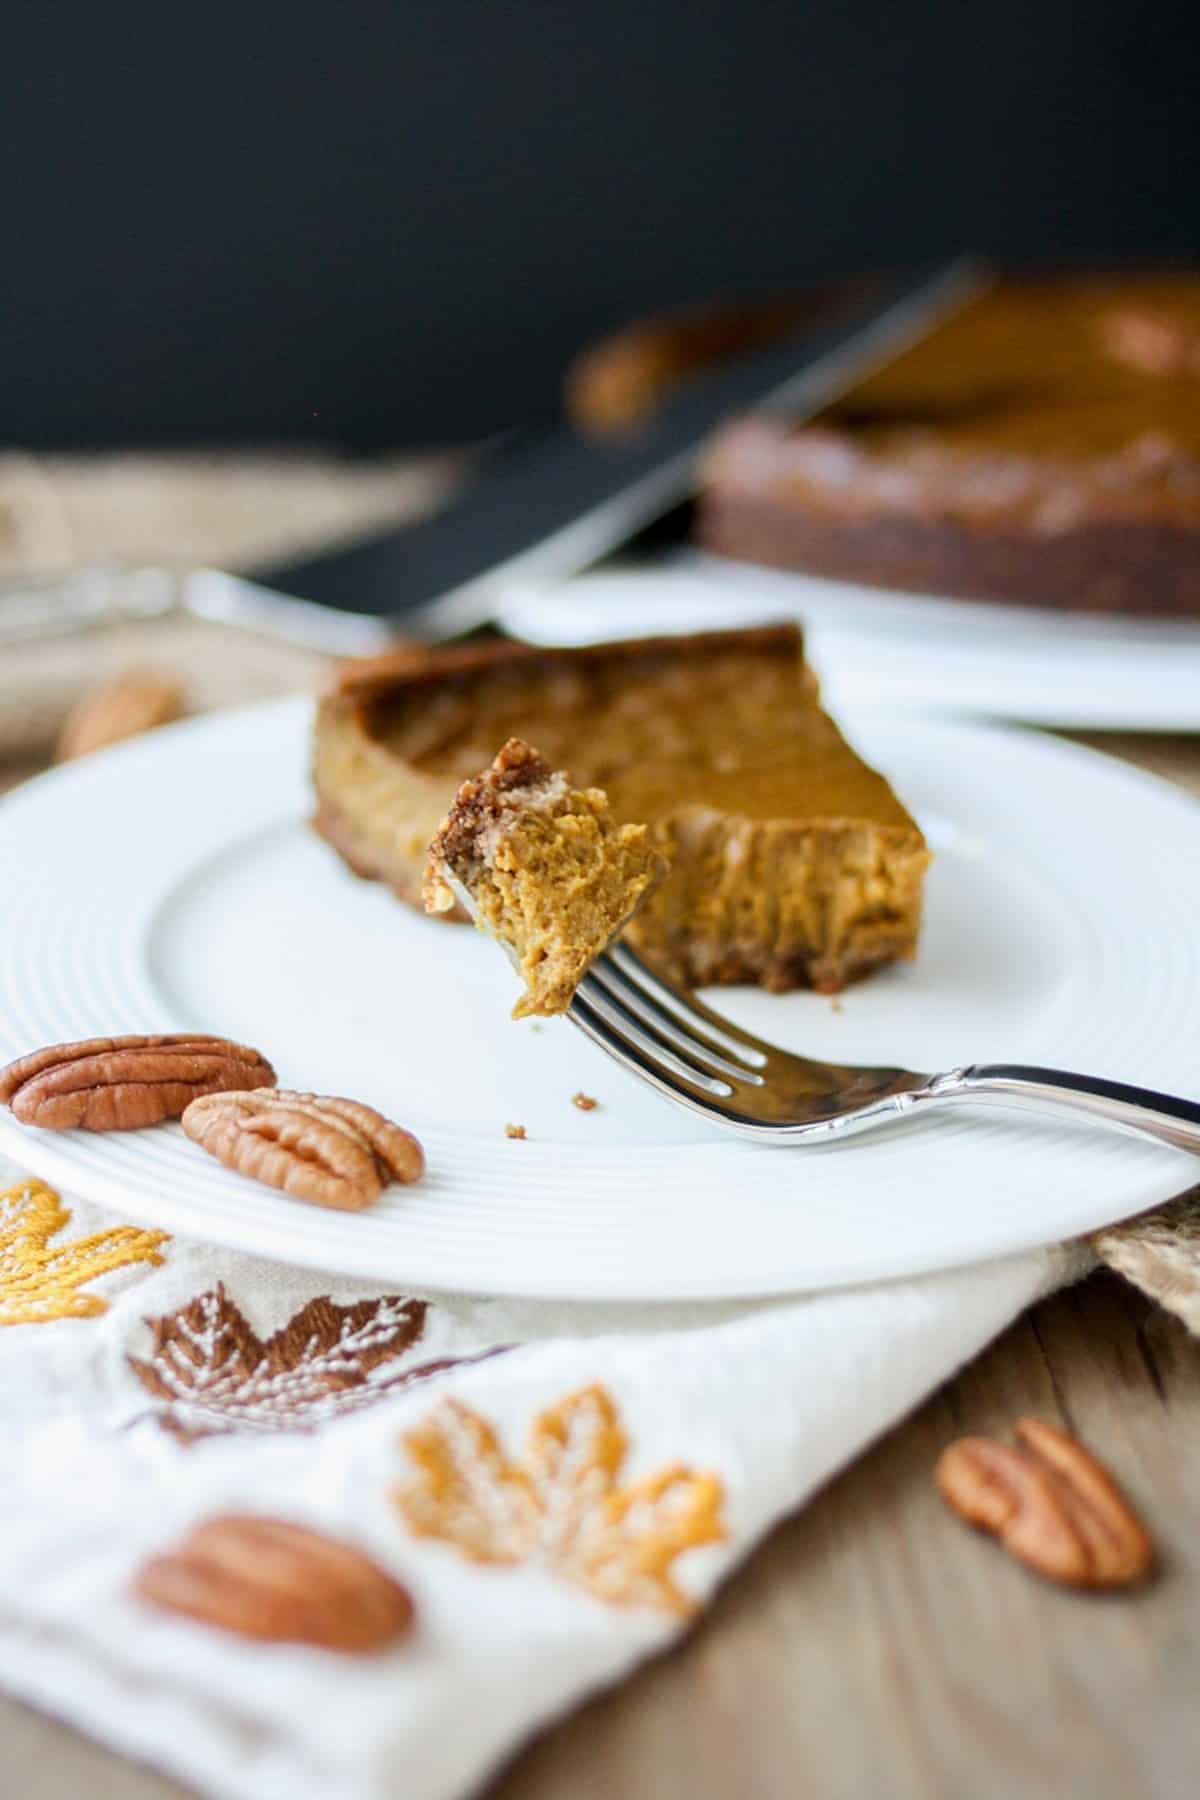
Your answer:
[1099,308,1200,379]
[56,668,186,762]
[135,1514,415,1651]
[182,1089,425,1209]
[0,1035,276,1131]
[936,1416,1154,1589]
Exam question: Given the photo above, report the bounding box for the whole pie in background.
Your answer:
[569,271,1200,616]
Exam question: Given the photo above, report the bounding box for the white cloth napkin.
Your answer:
[0,1154,1084,1800]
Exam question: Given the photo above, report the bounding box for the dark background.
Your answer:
[4,1,1194,450]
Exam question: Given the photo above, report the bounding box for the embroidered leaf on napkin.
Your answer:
[129,1284,499,1441]
[0,1179,167,1327]
[396,1384,726,1614]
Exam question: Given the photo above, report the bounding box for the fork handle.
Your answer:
[929,1064,1200,1156]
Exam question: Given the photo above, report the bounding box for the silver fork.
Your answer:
[565,942,1200,1154]
[441,863,1200,1154]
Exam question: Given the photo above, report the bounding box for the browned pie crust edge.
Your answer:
[701,483,1200,615]
[322,622,815,707]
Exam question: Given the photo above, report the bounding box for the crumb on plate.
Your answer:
[571,1092,599,1112]
[505,1123,527,1140]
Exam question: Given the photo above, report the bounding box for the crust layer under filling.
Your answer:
[424,738,666,1019]
[311,625,929,994]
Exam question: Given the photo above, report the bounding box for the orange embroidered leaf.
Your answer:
[587,1464,727,1614]
[128,1285,503,1440]
[395,1383,726,1614]
[0,1179,167,1327]
[526,1384,628,1560]
[400,1399,538,1562]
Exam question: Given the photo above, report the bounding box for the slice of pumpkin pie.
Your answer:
[423,738,667,1018]
[313,624,929,993]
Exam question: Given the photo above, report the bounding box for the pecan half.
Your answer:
[936,1416,1154,1589]
[0,1035,277,1132]
[1098,308,1200,379]
[56,668,186,762]
[182,1089,425,1210]
[135,1514,415,1652]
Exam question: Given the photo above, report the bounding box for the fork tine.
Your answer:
[573,974,739,1095]
[606,943,770,1067]
[569,988,741,1112]
[583,956,766,1085]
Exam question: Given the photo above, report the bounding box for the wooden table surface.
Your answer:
[2,627,1198,1800]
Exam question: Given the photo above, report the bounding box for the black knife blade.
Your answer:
[250,258,987,640]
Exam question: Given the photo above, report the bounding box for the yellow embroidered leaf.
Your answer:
[395,1383,726,1614]
[0,1179,167,1327]
[397,1398,538,1563]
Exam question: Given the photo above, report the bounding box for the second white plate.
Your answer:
[0,699,1197,1299]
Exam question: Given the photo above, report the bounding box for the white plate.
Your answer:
[496,556,1200,731]
[1,700,1198,1301]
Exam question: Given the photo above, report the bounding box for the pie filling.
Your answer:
[424,738,666,1019]
[312,626,930,995]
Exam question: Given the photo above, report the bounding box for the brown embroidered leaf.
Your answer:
[395,1383,726,1614]
[0,1179,167,1327]
[128,1284,500,1440]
